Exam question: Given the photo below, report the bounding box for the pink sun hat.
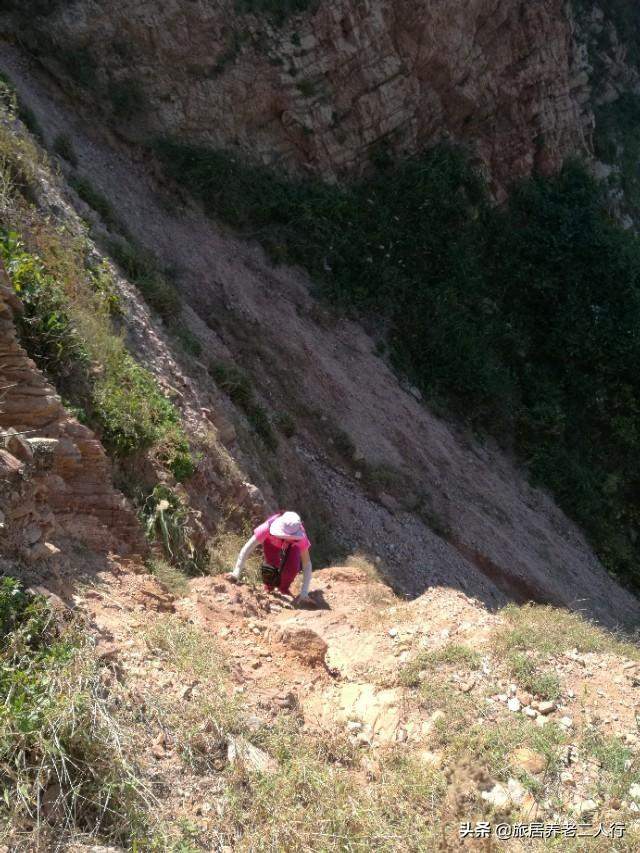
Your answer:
[269,511,305,540]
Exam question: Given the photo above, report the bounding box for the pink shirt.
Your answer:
[254,513,311,573]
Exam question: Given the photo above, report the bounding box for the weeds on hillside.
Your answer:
[143,485,208,575]
[53,132,78,166]
[107,236,181,322]
[147,558,190,596]
[493,602,640,660]
[210,360,278,450]
[70,174,125,233]
[0,578,150,846]
[235,0,318,27]
[399,643,482,689]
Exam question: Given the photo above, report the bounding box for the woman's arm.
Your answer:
[299,547,313,597]
[230,534,259,581]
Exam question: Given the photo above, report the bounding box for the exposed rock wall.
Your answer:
[0,272,146,559]
[4,0,594,192]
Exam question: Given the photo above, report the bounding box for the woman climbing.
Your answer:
[227,511,313,604]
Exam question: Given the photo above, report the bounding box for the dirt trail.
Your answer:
[84,563,640,757]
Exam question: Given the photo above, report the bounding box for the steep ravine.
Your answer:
[1,42,638,629]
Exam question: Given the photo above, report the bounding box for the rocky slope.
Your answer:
[71,560,640,850]
[0,273,145,563]
[1,41,639,629]
[0,0,600,194]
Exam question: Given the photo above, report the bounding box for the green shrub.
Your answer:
[107,237,182,321]
[235,0,317,26]
[53,132,78,166]
[210,360,278,449]
[506,652,561,701]
[156,137,640,592]
[400,643,482,688]
[108,78,146,119]
[70,174,122,231]
[143,485,208,574]
[175,325,202,357]
[1,230,89,380]
[275,411,296,437]
[60,45,98,89]
[17,101,44,143]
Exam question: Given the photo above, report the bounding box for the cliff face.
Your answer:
[0,273,146,561]
[4,0,597,193]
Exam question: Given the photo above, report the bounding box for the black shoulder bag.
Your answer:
[261,543,292,588]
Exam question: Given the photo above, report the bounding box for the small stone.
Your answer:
[523,706,537,718]
[507,697,521,713]
[560,771,574,784]
[629,783,640,802]
[574,799,597,819]
[559,716,573,729]
[481,783,510,810]
[537,701,556,715]
[509,747,546,775]
[388,628,398,638]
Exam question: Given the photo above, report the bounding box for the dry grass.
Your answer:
[208,525,261,583]
[493,602,640,661]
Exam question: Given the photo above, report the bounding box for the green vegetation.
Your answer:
[400,643,482,688]
[505,652,561,701]
[582,728,639,800]
[451,716,567,783]
[235,0,317,27]
[107,237,182,322]
[108,78,146,119]
[228,719,445,851]
[594,92,640,214]
[0,231,193,474]
[275,410,296,437]
[142,485,207,575]
[493,602,640,660]
[0,578,147,846]
[210,360,278,450]
[155,138,640,590]
[70,174,123,232]
[147,558,190,596]
[53,132,78,166]
[60,45,98,89]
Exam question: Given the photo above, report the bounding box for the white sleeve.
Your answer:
[300,557,313,596]
[232,535,259,580]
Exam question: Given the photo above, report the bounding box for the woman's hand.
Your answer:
[294,593,312,607]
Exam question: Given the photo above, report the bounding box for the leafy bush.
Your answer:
[60,45,98,89]
[108,78,146,119]
[0,578,147,844]
[210,360,278,449]
[143,485,208,574]
[70,174,123,232]
[235,0,317,26]
[53,132,78,166]
[107,237,182,321]
[1,230,89,380]
[156,138,640,591]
